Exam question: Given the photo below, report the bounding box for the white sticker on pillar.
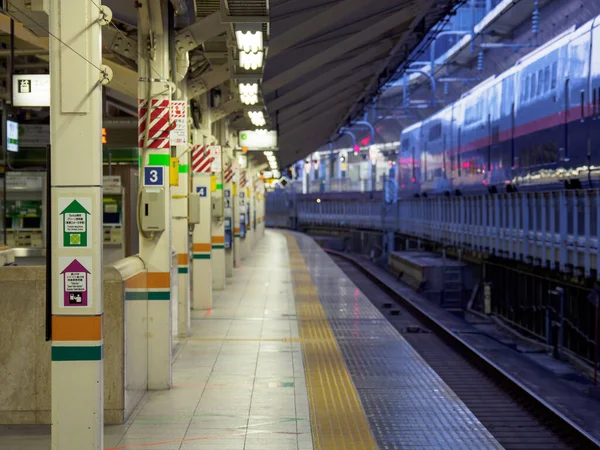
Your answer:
[58,197,92,249]
[58,256,93,308]
[170,100,188,146]
[210,146,221,172]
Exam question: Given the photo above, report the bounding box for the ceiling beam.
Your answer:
[175,11,228,53]
[335,0,435,132]
[211,99,243,122]
[188,65,231,98]
[278,88,363,136]
[277,65,373,123]
[268,0,374,58]
[262,3,417,94]
[279,103,352,141]
[266,40,393,112]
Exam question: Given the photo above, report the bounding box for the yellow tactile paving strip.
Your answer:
[286,234,379,450]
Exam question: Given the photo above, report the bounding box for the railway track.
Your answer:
[329,253,598,450]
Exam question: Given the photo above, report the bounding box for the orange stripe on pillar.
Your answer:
[147,272,170,289]
[52,315,102,341]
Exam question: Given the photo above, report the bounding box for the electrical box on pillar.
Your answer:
[212,196,223,219]
[170,157,179,186]
[141,188,166,232]
[188,193,201,225]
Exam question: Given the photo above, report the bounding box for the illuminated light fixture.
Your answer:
[239,82,259,105]
[239,51,263,70]
[240,93,258,105]
[236,29,263,53]
[248,110,266,127]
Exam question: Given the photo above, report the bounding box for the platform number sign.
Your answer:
[144,166,165,187]
[197,186,207,197]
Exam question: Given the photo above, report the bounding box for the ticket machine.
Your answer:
[103,176,125,264]
[4,172,45,256]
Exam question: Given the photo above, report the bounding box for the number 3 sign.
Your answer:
[144,166,165,187]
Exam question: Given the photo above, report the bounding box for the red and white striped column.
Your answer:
[191,140,213,310]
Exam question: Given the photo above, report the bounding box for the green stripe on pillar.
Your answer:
[179,164,189,173]
[216,184,223,190]
[193,254,211,259]
[178,267,188,274]
[52,345,103,361]
[234,234,240,238]
[125,291,147,301]
[212,245,225,249]
[148,291,171,300]
[148,154,170,166]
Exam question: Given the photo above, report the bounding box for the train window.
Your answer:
[544,66,550,93]
[551,62,558,89]
[524,75,530,102]
[428,123,442,141]
[530,73,537,99]
[537,69,544,96]
[401,138,409,152]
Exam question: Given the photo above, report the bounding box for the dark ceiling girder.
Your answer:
[267,40,393,112]
[334,0,434,134]
[268,0,380,58]
[279,87,363,134]
[262,3,418,94]
[278,103,353,143]
[277,66,373,123]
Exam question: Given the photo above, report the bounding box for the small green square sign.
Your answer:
[60,200,90,247]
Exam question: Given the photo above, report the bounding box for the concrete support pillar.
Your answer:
[50,0,104,447]
[137,0,173,390]
[211,135,225,291]
[248,173,256,250]
[172,96,190,337]
[191,126,212,309]
[233,159,241,268]
[240,169,251,259]
[224,149,234,278]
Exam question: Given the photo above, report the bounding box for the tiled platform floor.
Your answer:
[0,232,313,450]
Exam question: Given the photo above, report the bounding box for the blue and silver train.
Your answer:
[398,16,600,195]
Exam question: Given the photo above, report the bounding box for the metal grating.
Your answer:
[227,0,268,16]
[195,0,220,17]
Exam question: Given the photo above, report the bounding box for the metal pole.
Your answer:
[49,0,104,447]
[595,293,599,385]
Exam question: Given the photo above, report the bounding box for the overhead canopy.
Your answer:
[263,0,459,168]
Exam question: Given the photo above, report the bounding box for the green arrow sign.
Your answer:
[60,200,90,247]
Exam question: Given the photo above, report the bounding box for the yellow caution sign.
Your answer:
[210,175,217,192]
[246,187,250,198]
[232,183,237,196]
[169,157,179,186]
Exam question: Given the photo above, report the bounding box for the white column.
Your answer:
[224,151,234,278]
[49,0,103,447]
[211,133,225,291]
[191,125,212,310]
[241,169,251,260]
[138,0,173,390]
[172,96,190,337]
[233,160,241,268]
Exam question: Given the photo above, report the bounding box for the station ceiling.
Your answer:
[0,0,460,169]
[263,0,461,168]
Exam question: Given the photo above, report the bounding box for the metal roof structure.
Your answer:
[263,0,462,167]
[0,0,462,169]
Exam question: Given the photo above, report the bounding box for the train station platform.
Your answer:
[0,230,501,450]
